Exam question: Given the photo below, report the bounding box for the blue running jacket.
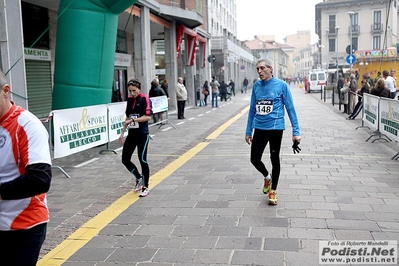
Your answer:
[245,77,300,137]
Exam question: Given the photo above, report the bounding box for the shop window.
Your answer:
[21,2,49,49]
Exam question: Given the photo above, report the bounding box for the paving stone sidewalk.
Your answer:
[41,85,399,265]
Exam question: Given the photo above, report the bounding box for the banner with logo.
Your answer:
[150,96,168,114]
[379,98,399,142]
[362,93,379,130]
[52,105,108,159]
[107,102,127,142]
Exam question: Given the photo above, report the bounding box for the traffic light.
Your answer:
[207,54,216,63]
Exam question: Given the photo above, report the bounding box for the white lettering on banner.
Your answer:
[379,98,399,141]
[52,105,108,159]
[107,102,128,142]
[319,240,397,264]
[362,94,379,130]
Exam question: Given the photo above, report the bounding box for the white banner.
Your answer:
[52,105,108,159]
[150,95,168,114]
[107,102,127,142]
[362,93,379,130]
[379,98,399,142]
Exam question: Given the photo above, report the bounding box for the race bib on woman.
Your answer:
[128,114,139,128]
[256,99,273,115]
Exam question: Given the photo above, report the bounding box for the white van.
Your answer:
[308,69,327,93]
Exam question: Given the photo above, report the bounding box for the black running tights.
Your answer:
[122,132,150,188]
[250,129,283,190]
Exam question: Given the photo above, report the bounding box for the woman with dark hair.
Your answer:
[202,80,209,105]
[118,78,152,197]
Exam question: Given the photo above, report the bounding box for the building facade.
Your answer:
[315,0,398,79]
[207,0,258,88]
[0,0,259,119]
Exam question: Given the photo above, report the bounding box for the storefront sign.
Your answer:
[24,48,51,61]
[114,52,132,67]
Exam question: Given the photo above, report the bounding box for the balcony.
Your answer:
[348,25,360,36]
[371,23,383,34]
[328,26,338,36]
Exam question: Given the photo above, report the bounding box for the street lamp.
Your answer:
[335,26,340,83]
[348,11,354,74]
[325,29,329,72]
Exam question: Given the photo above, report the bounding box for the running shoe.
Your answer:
[268,190,278,205]
[262,178,272,194]
[139,188,150,197]
[134,177,143,192]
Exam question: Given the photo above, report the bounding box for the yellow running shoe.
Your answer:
[268,190,278,205]
[262,178,272,194]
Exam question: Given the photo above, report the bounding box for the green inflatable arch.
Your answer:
[52,0,138,110]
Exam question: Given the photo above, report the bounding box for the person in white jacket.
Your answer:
[176,77,187,119]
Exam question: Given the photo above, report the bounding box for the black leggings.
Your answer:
[122,132,150,188]
[250,129,283,190]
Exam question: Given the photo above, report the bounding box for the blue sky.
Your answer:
[236,0,322,42]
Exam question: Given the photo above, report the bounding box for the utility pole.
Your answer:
[325,29,329,71]
[348,11,354,74]
[335,26,340,83]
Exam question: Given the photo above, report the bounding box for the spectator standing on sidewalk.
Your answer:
[389,69,397,99]
[245,58,301,206]
[242,77,249,93]
[371,78,390,98]
[119,78,152,197]
[346,78,370,120]
[337,74,346,113]
[149,78,166,123]
[349,74,358,114]
[374,71,382,84]
[176,77,187,119]
[0,69,52,265]
[210,76,220,108]
[340,77,350,113]
[161,79,169,98]
[219,80,228,101]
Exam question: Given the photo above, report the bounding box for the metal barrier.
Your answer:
[41,115,71,178]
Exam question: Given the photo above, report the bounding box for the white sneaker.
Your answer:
[134,178,142,192]
[139,188,150,197]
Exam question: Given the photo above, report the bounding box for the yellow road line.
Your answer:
[206,106,249,140]
[38,108,248,266]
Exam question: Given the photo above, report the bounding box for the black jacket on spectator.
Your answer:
[149,85,166,98]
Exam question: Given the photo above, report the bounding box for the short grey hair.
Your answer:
[256,58,274,68]
[0,69,8,89]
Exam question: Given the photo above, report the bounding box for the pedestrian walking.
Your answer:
[118,78,152,197]
[245,58,301,206]
[0,69,52,265]
[176,77,187,119]
[202,80,209,106]
[229,79,235,96]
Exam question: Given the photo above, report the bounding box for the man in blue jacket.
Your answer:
[245,58,301,205]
